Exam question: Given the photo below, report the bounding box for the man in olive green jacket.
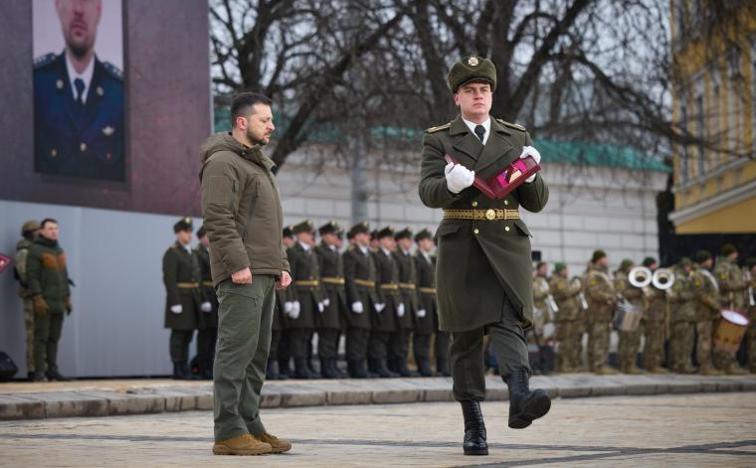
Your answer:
[418,56,550,457]
[26,218,71,382]
[200,92,292,456]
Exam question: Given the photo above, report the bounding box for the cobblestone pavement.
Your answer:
[0,393,754,467]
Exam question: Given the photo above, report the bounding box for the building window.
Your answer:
[727,48,742,155]
[680,103,689,183]
[697,94,705,176]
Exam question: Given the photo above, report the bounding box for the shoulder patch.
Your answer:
[102,61,123,80]
[496,119,526,132]
[425,122,451,134]
[34,53,56,69]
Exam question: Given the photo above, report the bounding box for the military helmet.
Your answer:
[591,249,607,263]
[619,259,634,271]
[447,55,497,93]
[642,257,657,267]
[21,220,41,236]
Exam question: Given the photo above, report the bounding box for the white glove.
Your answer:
[200,302,212,312]
[288,302,301,320]
[444,162,475,194]
[284,302,294,314]
[318,302,325,313]
[352,301,364,314]
[520,145,541,183]
[417,309,427,318]
[397,303,405,317]
[375,303,386,313]
[170,304,182,314]
[323,298,330,307]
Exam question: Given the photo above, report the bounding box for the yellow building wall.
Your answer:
[675,195,756,234]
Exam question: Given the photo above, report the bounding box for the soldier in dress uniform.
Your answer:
[33,0,124,181]
[195,226,218,379]
[284,220,323,379]
[418,56,550,456]
[343,222,378,378]
[713,244,748,374]
[640,257,669,373]
[668,258,697,373]
[369,227,400,378]
[584,250,618,375]
[390,227,419,377]
[549,263,584,373]
[314,221,348,379]
[369,230,380,252]
[413,228,438,376]
[274,226,296,379]
[162,217,203,380]
[614,259,645,374]
[692,250,722,375]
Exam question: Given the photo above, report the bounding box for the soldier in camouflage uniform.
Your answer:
[746,257,756,373]
[14,220,41,380]
[692,250,722,375]
[712,244,748,374]
[615,259,645,374]
[584,250,618,374]
[531,262,553,346]
[640,257,669,373]
[668,258,697,373]
[549,263,584,373]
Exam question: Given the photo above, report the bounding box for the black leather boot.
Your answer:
[266,360,279,380]
[332,359,348,378]
[182,362,201,380]
[437,358,451,377]
[278,358,292,378]
[321,358,339,379]
[294,358,313,379]
[397,357,418,377]
[417,358,434,377]
[504,367,551,429]
[377,358,399,378]
[460,400,488,456]
[172,362,184,380]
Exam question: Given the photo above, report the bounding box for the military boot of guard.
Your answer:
[332,359,349,378]
[417,358,434,377]
[370,358,398,378]
[172,362,184,380]
[266,360,280,380]
[437,358,451,377]
[504,367,551,429]
[698,364,723,376]
[212,434,272,456]
[294,358,314,379]
[460,400,488,456]
[347,360,366,378]
[320,358,339,379]
[593,365,619,375]
[395,357,418,377]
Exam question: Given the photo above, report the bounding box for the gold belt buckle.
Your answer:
[485,209,496,221]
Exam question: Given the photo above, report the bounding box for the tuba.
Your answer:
[651,268,675,290]
[628,266,653,288]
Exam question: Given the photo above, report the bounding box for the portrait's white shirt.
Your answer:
[462,117,491,145]
[65,53,95,104]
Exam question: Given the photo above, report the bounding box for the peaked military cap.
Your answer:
[173,217,193,233]
[319,220,340,235]
[196,225,207,238]
[370,229,379,242]
[283,225,294,238]
[591,249,607,263]
[394,227,413,241]
[377,226,395,239]
[414,228,433,242]
[348,221,370,238]
[292,219,315,234]
[447,55,497,93]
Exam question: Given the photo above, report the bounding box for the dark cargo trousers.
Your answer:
[213,275,275,442]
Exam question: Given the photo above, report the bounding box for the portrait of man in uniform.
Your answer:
[33,0,125,181]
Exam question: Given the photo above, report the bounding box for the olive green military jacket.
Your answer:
[392,249,418,330]
[669,269,697,323]
[413,251,437,334]
[15,238,33,298]
[614,271,647,310]
[162,242,203,330]
[285,242,322,329]
[372,249,400,333]
[342,245,377,330]
[692,266,720,321]
[549,275,582,322]
[714,257,746,311]
[585,266,616,323]
[314,242,345,330]
[26,236,71,313]
[644,286,668,323]
[418,115,549,332]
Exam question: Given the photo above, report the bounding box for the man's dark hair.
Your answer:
[536,261,547,270]
[40,218,58,228]
[231,92,272,127]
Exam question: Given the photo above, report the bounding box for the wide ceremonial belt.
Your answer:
[321,277,345,285]
[399,283,416,290]
[202,281,213,287]
[177,282,199,289]
[353,279,375,287]
[443,208,520,221]
[380,283,399,290]
[418,287,437,294]
[295,280,320,287]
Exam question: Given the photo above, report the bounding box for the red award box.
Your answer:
[444,154,541,199]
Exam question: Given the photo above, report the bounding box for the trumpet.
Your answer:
[651,268,675,290]
[629,266,653,288]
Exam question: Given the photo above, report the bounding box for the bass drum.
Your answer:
[713,310,750,354]
[613,300,642,332]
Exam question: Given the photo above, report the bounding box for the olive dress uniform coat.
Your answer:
[393,249,418,330]
[163,243,203,331]
[418,116,549,332]
[414,251,437,335]
[372,249,400,333]
[285,243,322,329]
[195,244,218,328]
[343,246,377,330]
[314,242,346,330]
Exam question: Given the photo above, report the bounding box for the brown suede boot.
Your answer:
[258,432,292,454]
[594,366,618,375]
[698,365,723,376]
[213,434,272,456]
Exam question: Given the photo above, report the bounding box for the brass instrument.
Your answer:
[571,276,589,310]
[651,268,675,291]
[628,266,653,288]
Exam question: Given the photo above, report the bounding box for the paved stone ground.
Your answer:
[0,392,754,467]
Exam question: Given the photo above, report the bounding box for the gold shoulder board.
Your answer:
[496,119,526,132]
[425,122,451,134]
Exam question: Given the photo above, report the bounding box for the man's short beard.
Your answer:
[246,127,266,146]
[67,39,91,59]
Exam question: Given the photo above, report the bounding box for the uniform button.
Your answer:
[50,149,58,157]
[80,142,87,152]
[505,226,511,232]
[504,200,509,206]
[473,228,480,235]
[472,201,478,207]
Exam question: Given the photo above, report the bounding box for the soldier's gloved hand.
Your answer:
[375,303,386,313]
[291,301,301,318]
[323,298,330,307]
[397,303,405,317]
[201,302,212,313]
[170,304,183,314]
[417,309,427,318]
[33,295,49,316]
[519,145,541,183]
[352,301,364,314]
[318,302,325,313]
[445,162,475,194]
[284,302,293,314]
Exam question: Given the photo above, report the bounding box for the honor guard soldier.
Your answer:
[614,259,645,374]
[585,250,618,374]
[418,56,550,456]
[413,228,438,376]
[713,244,748,374]
[268,226,295,380]
[285,220,323,379]
[195,226,218,379]
[314,221,348,379]
[163,217,203,380]
[369,229,380,252]
[370,227,401,378]
[640,257,668,373]
[668,258,698,373]
[549,263,584,373]
[390,227,419,377]
[14,220,41,380]
[692,250,722,375]
[342,222,378,378]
